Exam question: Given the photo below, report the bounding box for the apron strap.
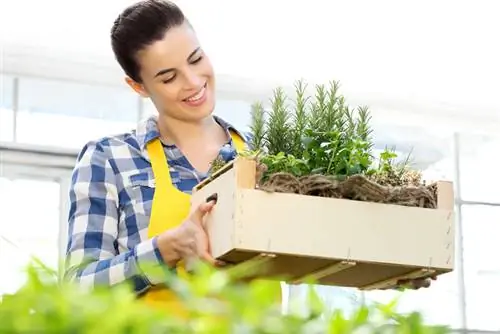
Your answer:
[148,139,171,190]
[230,130,246,152]
[148,130,246,188]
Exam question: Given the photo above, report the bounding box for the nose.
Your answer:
[183,69,203,90]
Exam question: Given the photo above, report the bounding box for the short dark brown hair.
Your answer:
[111,0,186,82]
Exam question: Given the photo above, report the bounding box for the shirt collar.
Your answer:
[136,114,248,151]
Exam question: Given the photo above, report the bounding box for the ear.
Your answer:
[125,77,150,98]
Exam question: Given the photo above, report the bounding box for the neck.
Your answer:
[157,115,219,147]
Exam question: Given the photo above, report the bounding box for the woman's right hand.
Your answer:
[156,199,218,269]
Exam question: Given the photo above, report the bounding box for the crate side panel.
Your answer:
[437,181,454,210]
[234,158,258,189]
[437,181,456,269]
[234,189,454,270]
[191,168,238,259]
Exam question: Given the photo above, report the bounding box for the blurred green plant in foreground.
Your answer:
[0,259,451,334]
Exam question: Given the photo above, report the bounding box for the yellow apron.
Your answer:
[142,131,279,316]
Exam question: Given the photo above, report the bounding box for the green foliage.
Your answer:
[250,80,375,179]
[249,101,266,151]
[0,260,451,334]
[247,79,420,185]
[301,127,373,176]
[260,152,310,177]
[368,146,423,187]
[265,87,293,155]
[290,79,310,157]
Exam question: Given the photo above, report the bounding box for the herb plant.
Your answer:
[245,79,423,188]
[248,80,375,179]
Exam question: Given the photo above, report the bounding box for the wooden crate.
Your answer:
[190,157,455,290]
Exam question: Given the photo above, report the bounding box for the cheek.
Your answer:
[152,84,182,105]
[200,58,215,78]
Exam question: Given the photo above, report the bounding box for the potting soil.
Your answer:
[256,165,438,209]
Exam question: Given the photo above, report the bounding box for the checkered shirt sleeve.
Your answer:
[64,140,165,295]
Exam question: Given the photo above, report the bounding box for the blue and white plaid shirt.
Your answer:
[65,115,251,295]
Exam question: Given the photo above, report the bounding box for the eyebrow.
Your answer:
[154,47,201,78]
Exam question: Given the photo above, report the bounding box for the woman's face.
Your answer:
[129,22,216,122]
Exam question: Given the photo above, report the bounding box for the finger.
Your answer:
[411,278,431,289]
[395,279,421,290]
[200,220,213,253]
[180,241,197,260]
[190,200,216,225]
[420,278,432,288]
[184,255,197,268]
[215,260,228,267]
[201,251,216,266]
[396,279,409,286]
[205,232,212,255]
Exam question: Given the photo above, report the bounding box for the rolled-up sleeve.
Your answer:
[64,141,166,294]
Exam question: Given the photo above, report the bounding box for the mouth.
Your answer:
[183,83,207,106]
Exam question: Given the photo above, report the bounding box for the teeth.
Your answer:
[186,87,205,102]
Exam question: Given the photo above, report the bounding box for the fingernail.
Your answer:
[215,260,227,267]
[206,193,218,203]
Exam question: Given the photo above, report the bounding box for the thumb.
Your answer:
[190,200,216,225]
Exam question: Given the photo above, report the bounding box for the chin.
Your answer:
[197,101,215,120]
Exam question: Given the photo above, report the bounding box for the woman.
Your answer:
[65,0,433,315]
[64,0,253,314]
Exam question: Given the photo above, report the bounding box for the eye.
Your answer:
[190,56,203,64]
[162,75,176,84]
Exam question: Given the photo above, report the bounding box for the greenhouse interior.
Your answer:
[1,0,499,332]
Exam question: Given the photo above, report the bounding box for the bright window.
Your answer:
[0,74,15,142]
[213,99,254,132]
[0,176,60,295]
[15,77,139,149]
[459,133,500,203]
[461,205,500,331]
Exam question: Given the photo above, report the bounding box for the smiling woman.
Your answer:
[112,2,216,128]
[64,0,264,317]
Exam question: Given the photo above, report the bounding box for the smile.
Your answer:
[183,83,207,105]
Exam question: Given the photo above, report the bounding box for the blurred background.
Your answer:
[0,0,499,332]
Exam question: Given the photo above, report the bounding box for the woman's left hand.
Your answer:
[395,275,437,290]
